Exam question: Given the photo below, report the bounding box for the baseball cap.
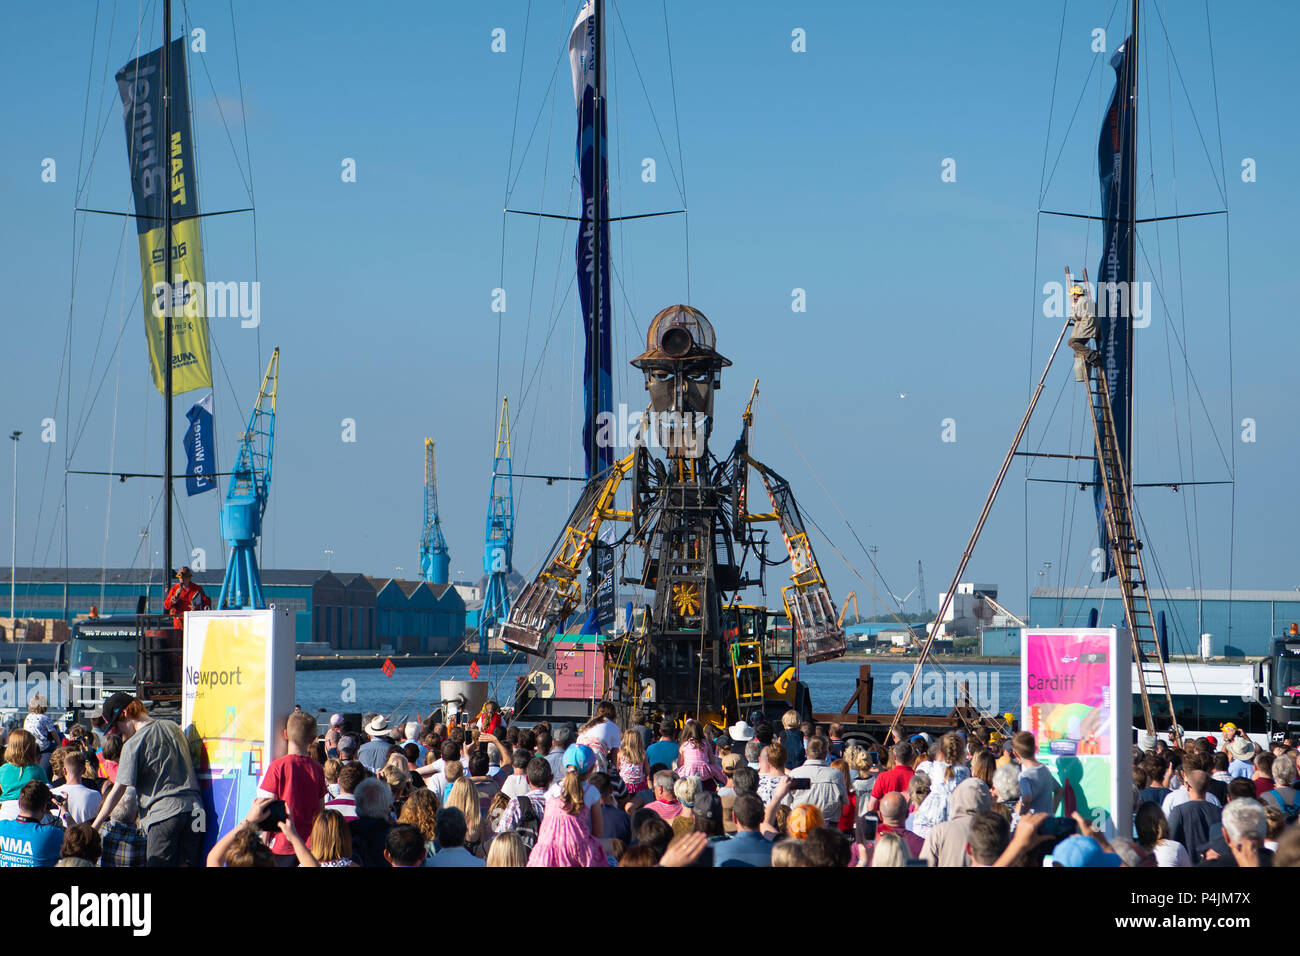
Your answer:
[1221,722,1238,731]
[330,713,344,727]
[722,753,745,775]
[1052,835,1122,868]
[692,790,722,824]
[563,743,596,775]
[338,735,359,756]
[1204,735,1218,749]
[100,691,134,728]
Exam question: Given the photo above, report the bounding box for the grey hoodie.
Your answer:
[919,778,991,867]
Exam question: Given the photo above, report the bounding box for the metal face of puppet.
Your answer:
[631,304,731,459]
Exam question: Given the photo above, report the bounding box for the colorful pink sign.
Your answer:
[1023,630,1113,756]
[554,640,606,699]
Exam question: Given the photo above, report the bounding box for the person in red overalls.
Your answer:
[476,699,503,737]
[164,566,211,628]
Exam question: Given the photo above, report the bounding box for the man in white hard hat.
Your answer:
[1066,268,1100,381]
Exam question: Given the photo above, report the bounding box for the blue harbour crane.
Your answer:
[420,438,450,585]
[218,348,279,609]
[479,398,514,653]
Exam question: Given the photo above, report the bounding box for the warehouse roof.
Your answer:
[1033,586,1300,603]
[0,566,355,587]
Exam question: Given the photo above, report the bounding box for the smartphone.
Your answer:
[788,778,812,792]
[857,812,879,842]
[258,799,289,832]
[868,751,879,765]
[1039,817,1078,839]
[904,858,929,867]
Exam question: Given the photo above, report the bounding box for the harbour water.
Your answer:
[293,658,1021,726]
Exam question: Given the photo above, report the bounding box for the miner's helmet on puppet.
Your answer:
[632,305,731,369]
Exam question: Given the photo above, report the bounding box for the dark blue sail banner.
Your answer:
[570,0,614,631]
[184,393,216,496]
[1094,38,1136,580]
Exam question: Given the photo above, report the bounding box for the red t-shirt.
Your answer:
[260,754,327,856]
[837,793,857,832]
[871,764,915,801]
[1255,778,1276,797]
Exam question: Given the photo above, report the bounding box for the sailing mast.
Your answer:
[161,0,175,583]
[587,0,604,627]
[574,0,613,635]
[1125,0,1139,482]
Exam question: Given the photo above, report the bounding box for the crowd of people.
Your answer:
[2,687,1298,868]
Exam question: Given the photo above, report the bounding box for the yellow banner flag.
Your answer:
[116,39,213,396]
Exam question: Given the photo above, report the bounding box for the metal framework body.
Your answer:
[479,398,515,651]
[420,439,450,585]
[218,348,278,609]
[502,388,846,723]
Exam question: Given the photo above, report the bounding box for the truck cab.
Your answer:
[1258,628,1300,744]
[67,614,182,725]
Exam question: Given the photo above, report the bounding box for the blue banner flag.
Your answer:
[570,0,614,630]
[184,392,216,495]
[1094,38,1136,580]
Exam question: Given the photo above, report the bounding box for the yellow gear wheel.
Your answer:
[672,583,701,617]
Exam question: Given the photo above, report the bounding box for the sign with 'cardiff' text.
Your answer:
[1021,627,1132,837]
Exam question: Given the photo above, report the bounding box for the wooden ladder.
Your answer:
[1085,369,1179,742]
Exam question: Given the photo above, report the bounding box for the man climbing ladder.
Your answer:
[1066,267,1100,381]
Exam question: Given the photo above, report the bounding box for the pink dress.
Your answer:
[526,796,608,868]
[675,741,726,784]
[619,758,648,794]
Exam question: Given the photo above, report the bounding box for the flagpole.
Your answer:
[588,0,605,631]
[162,0,175,585]
[1126,0,1139,481]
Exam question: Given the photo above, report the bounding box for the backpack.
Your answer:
[1267,789,1300,823]
[514,797,542,852]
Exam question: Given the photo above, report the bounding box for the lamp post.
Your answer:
[9,431,20,622]
[323,548,334,572]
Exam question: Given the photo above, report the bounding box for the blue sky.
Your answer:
[1,0,1297,633]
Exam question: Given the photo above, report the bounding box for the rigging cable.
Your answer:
[1202,0,1236,645]
[1147,0,1204,607]
[497,0,535,458]
[660,0,689,298]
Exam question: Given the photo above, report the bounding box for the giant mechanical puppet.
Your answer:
[502,305,845,723]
